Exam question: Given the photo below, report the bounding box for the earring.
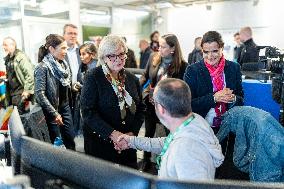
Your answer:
[171,51,174,54]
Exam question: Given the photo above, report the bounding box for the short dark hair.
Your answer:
[201,31,224,48]
[154,78,192,118]
[63,24,78,34]
[234,32,240,37]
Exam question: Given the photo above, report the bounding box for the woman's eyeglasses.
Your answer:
[106,52,127,62]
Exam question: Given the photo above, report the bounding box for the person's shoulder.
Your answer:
[181,60,189,67]
[15,50,29,62]
[35,62,48,73]
[225,60,240,69]
[125,69,138,81]
[186,60,204,72]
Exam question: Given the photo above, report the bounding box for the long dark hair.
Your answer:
[79,43,97,56]
[38,34,65,63]
[159,34,184,75]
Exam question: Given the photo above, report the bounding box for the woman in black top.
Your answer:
[80,35,145,169]
[35,34,75,150]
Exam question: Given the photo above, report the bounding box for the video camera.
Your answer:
[258,46,284,74]
[260,46,284,105]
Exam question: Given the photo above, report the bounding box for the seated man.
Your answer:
[116,78,224,180]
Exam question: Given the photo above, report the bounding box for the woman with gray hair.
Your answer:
[80,35,145,168]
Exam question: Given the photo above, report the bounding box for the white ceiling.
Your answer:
[80,0,250,11]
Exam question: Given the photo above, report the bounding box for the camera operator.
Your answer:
[239,27,259,67]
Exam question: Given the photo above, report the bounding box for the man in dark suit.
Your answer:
[139,39,152,69]
[233,32,243,63]
[188,37,203,65]
[239,27,259,67]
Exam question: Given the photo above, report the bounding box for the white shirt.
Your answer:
[67,45,79,83]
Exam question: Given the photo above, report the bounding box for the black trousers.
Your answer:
[46,104,75,150]
[83,127,138,169]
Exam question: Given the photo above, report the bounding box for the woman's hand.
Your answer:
[110,130,128,153]
[54,114,64,126]
[214,88,235,103]
[115,134,131,151]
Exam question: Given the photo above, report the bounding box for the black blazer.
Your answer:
[81,66,145,139]
[183,59,244,118]
[239,38,259,66]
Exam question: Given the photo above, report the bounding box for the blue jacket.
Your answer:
[183,59,244,118]
[217,106,284,182]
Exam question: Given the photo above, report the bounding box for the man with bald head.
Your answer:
[239,26,259,67]
[139,39,152,69]
[2,37,34,114]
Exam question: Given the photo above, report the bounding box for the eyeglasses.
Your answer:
[66,32,78,36]
[106,52,127,62]
[202,49,220,56]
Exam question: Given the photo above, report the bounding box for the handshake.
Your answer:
[109,130,133,153]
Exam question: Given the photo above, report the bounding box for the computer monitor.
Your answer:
[155,178,284,189]
[20,136,152,189]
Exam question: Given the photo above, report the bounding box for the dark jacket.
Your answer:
[188,48,203,65]
[139,47,152,69]
[80,66,145,164]
[239,38,259,67]
[233,44,244,63]
[125,48,137,68]
[140,53,188,87]
[34,61,71,120]
[217,106,284,182]
[183,59,244,118]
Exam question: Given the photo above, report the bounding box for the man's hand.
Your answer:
[54,114,64,126]
[115,134,131,151]
[110,130,125,153]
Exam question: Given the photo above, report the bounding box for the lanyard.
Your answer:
[156,114,195,169]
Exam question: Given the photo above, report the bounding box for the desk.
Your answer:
[242,79,280,120]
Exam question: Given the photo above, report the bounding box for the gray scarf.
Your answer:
[157,55,173,82]
[43,53,71,87]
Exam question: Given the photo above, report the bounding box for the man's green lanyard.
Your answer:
[156,114,195,170]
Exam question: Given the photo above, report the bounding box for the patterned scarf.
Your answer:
[205,55,226,117]
[43,53,71,87]
[102,64,136,120]
[156,55,173,82]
